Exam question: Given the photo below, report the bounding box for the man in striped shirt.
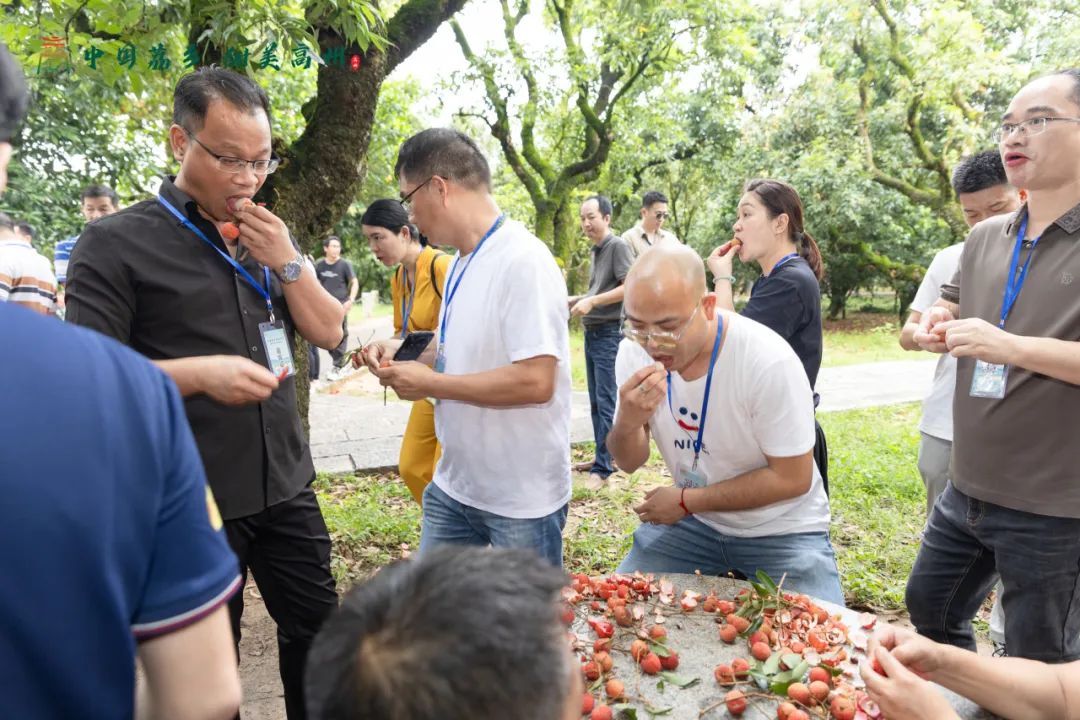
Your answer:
[0,211,56,314]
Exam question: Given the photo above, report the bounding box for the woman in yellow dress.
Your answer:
[361,199,451,504]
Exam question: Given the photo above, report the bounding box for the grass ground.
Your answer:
[313,402,925,612]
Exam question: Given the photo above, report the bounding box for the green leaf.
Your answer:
[755,569,779,594]
[657,671,699,688]
[782,654,803,670]
[649,641,671,658]
[612,704,638,719]
[762,652,782,675]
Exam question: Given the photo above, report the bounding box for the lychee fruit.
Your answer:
[640,652,662,675]
[777,702,797,720]
[787,682,812,705]
[581,693,594,715]
[590,704,613,720]
[582,661,601,682]
[714,663,735,684]
[630,639,649,662]
[593,638,612,653]
[829,695,856,720]
[809,680,831,702]
[725,689,747,716]
[731,657,750,679]
[659,652,679,671]
[605,679,625,700]
[751,641,772,661]
[719,624,738,643]
[726,613,751,632]
[808,667,831,685]
[648,625,668,641]
[594,651,613,673]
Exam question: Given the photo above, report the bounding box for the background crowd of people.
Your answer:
[3,40,1080,720]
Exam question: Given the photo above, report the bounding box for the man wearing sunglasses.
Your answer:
[621,190,681,258]
[607,245,843,605]
[65,67,345,718]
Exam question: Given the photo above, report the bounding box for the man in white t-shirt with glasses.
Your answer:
[607,245,843,604]
[363,128,572,568]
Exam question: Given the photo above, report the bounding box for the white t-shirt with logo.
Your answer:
[432,218,572,519]
[614,313,830,537]
[909,243,962,442]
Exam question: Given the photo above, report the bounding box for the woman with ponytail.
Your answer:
[707,179,830,492]
[360,199,452,504]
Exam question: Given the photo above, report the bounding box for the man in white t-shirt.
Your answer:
[899,149,1021,653]
[608,245,843,605]
[363,128,572,567]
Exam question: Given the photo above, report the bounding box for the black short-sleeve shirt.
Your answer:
[740,256,823,390]
[65,176,314,520]
[314,259,354,302]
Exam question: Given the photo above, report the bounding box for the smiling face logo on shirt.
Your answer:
[676,406,699,432]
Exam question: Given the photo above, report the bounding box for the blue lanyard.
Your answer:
[999,214,1040,329]
[666,314,724,464]
[157,195,276,323]
[399,265,417,338]
[768,252,799,276]
[439,214,505,344]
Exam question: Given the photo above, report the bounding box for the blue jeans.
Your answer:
[906,483,1080,661]
[616,515,845,606]
[419,482,568,568]
[585,322,621,477]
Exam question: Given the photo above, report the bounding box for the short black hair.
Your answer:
[360,198,425,246]
[952,150,1009,195]
[81,184,120,205]
[0,43,29,143]
[584,194,613,218]
[394,128,492,191]
[323,235,341,249]
[173,67,271,132]
[14,220,34,239]
[305,547,571,720]
[0,211,13,231]
[641,190,668,208]
[1055,68,1080,109]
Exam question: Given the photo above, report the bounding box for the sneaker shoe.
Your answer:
[582,472,608,491]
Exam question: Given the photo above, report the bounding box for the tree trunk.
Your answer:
[261,0,470,431]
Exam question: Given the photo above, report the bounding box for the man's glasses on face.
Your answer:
[184,128,279,175]
[399,177,433,209]
[622,305,699,353]
[992,116,1080,143]
[653,211,669,220]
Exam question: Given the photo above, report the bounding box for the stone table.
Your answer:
[571,574,998,719]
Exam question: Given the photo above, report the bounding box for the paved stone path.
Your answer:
[310,316,938,473]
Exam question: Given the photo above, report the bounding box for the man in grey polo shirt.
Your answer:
[571,195,634,490]
[908,68,1080,663]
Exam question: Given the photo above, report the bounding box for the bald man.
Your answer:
[608,246,843,604]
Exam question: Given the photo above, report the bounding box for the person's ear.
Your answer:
[702,291,718,320]
[773,212,790,238]
[169,124,189,163]
[432,176,450,208]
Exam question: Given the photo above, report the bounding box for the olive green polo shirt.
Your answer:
[940,202,1080,518]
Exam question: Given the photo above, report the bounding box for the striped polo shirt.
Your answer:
[0,239,57,314]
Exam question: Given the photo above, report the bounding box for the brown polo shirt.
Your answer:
[940,202,1080,518]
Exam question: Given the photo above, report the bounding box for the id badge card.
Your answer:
[434,343,447,374]
[676,460,708,489]
[970,360,1008,399]
[259,321,296,379]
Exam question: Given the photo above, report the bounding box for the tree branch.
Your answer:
[385,0,469,75]
[499,0,555,185]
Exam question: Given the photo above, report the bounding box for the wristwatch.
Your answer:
[276,253,305,284]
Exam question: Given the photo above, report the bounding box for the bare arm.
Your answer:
[713,277,735,311]
[280,267,346,350]
[374,355,559,406]
[431,355,557,406]
[136,605,241,720]
[348,277,359,304]
[607,364,668,472]
[930,646,1080,720]
[683,452,813,513]
[154,356,279,405]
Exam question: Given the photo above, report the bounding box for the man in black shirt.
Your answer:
[314,235,357,377]
[66,67,345,719]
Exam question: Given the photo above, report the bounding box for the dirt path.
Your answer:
[238,582,287,719]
